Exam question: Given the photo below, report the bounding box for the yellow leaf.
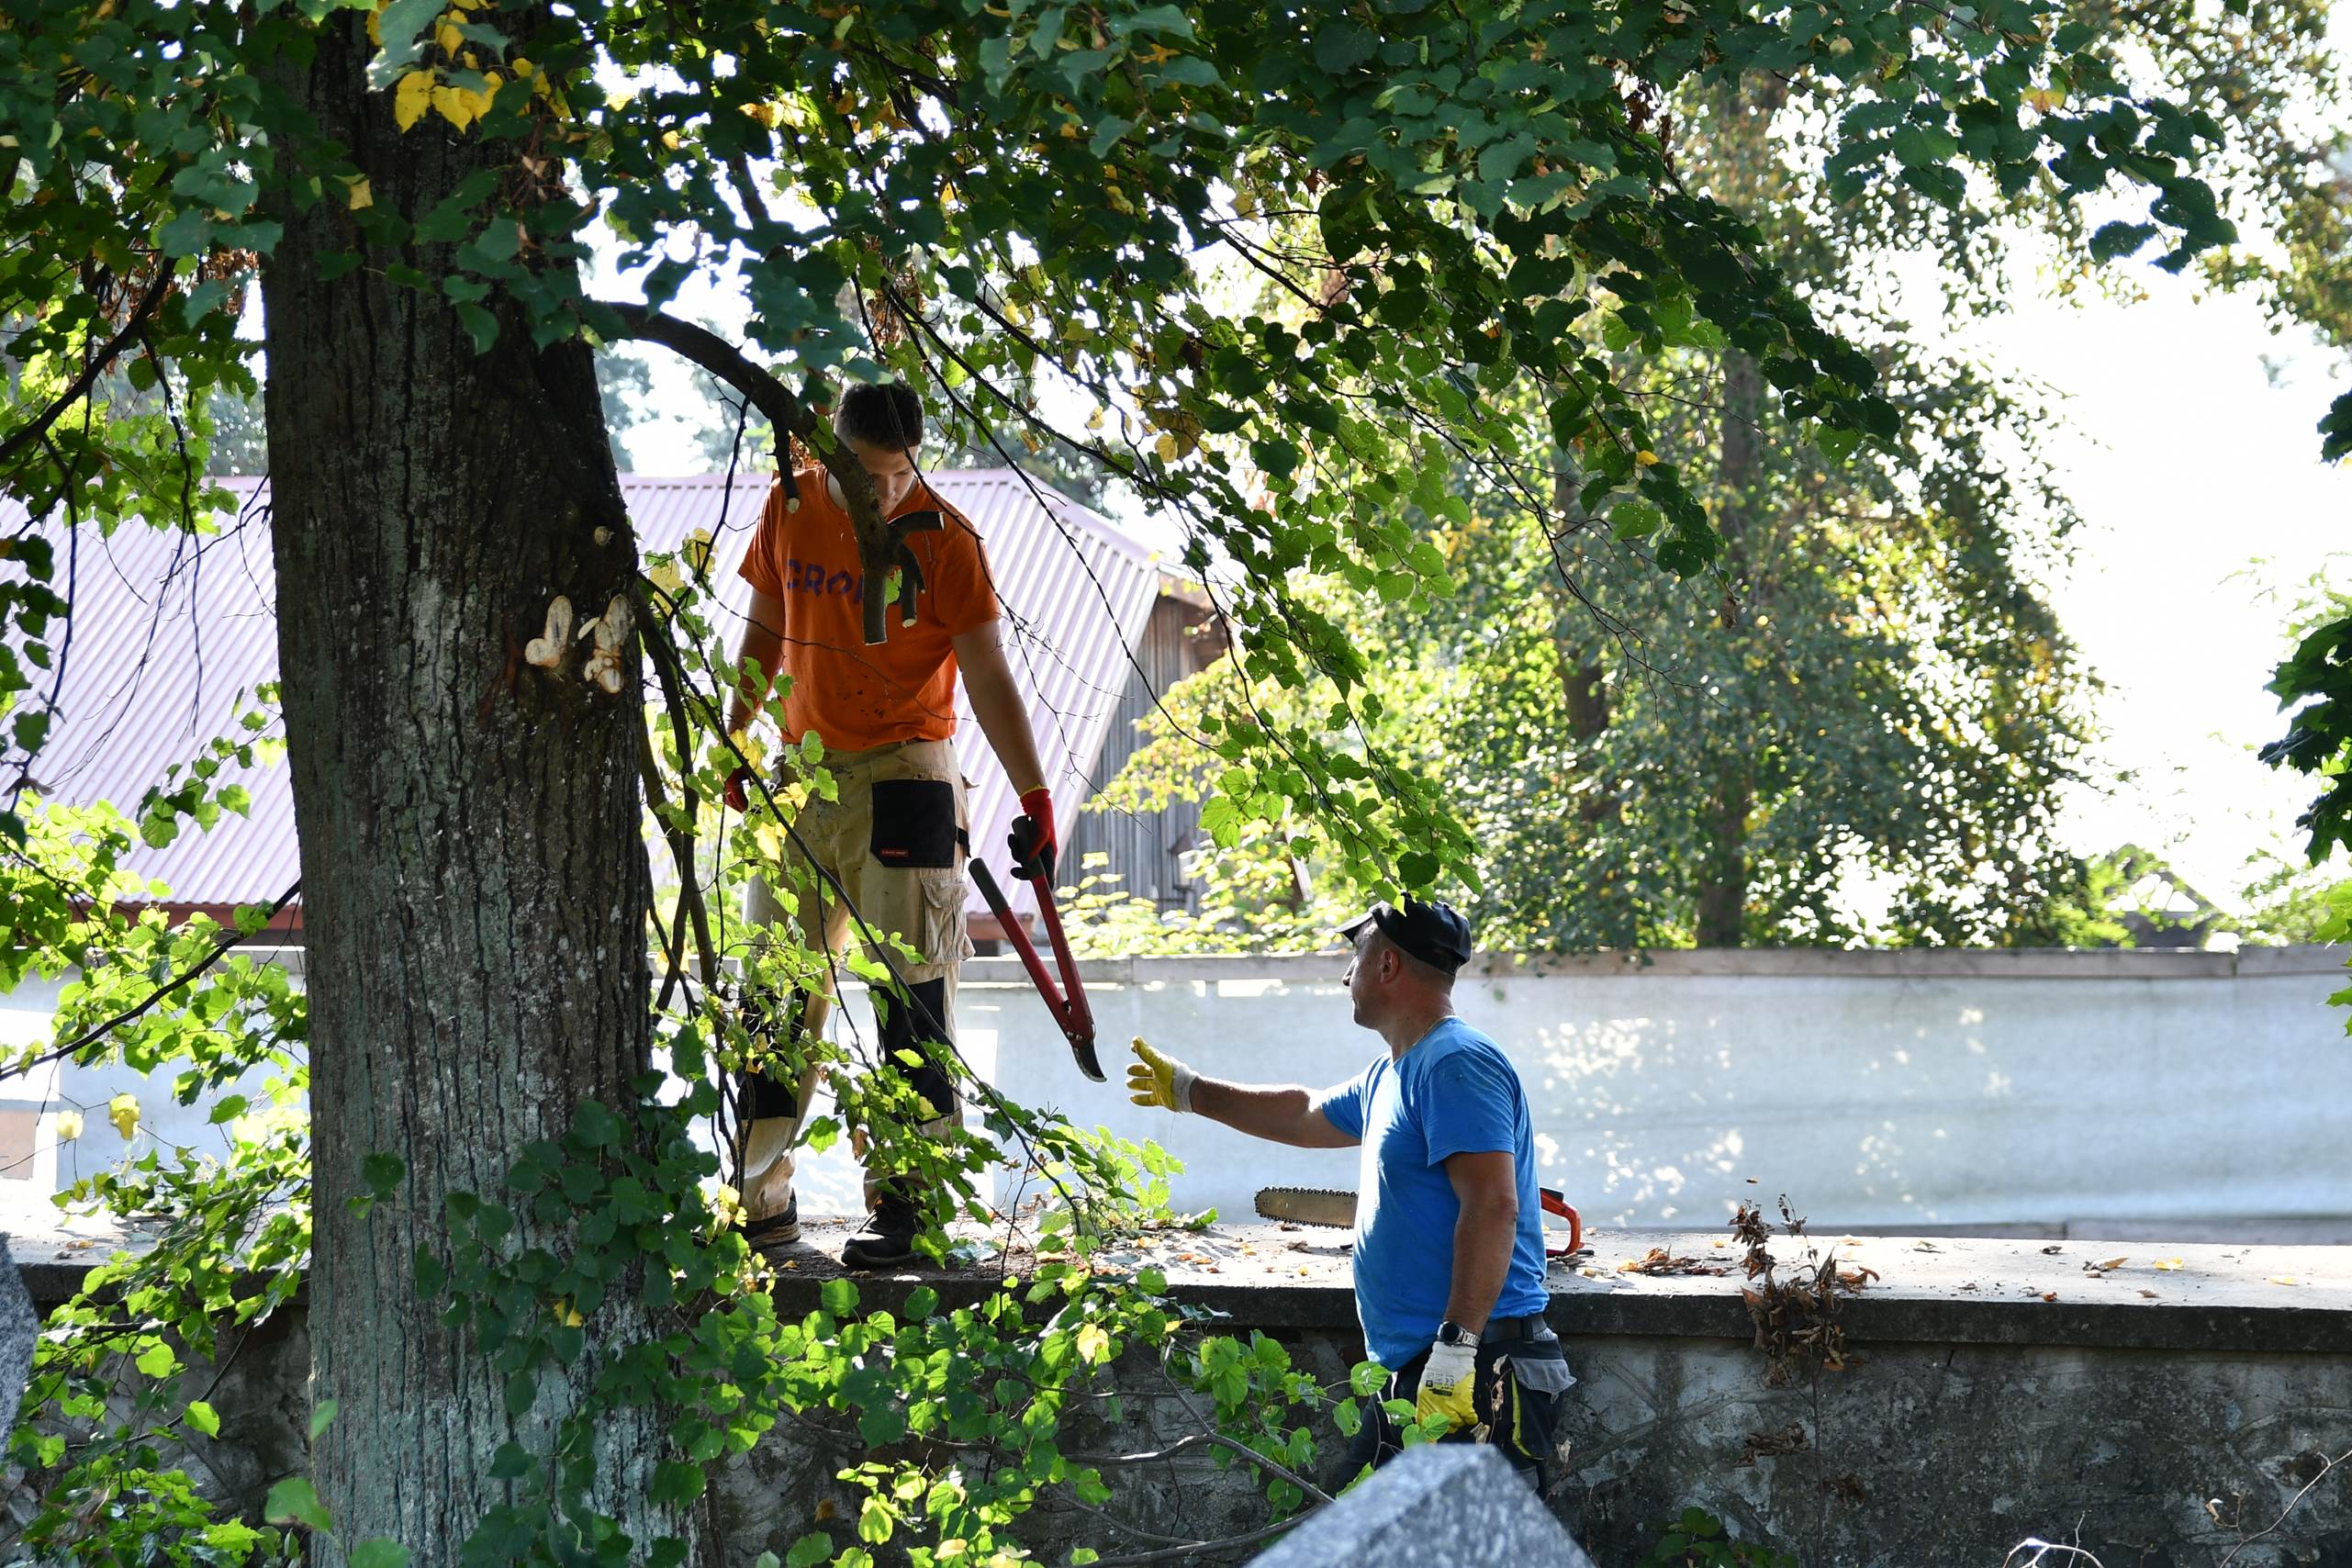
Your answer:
[1076,1323,1110,1364]
[431,84,477,130]
[1636,449,1661,466]
[436,20,462,54]
[554,1301,585,1327]
[344,176,373,211]
[107,1092,140,1140]
[1153,432,1179,463]
[2268,1275,2303,1287]
[2152,1257,2184,1271]
[53,1110,83,1142]
[394,70,435,132]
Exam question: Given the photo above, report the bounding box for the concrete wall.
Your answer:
[965,946,2352,1235]
[17,1230,2350,1568]
[9,946,2351,1235]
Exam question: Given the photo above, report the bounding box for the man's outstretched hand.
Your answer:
[1008,786,1057,881]
[1126,1038,1196,1114]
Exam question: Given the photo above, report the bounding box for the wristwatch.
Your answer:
[1436,1319,1479,1348]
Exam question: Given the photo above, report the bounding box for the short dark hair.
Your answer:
[834,382,924,451]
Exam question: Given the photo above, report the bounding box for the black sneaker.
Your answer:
[743,1194,801,1250]
[840,1193,921,1271]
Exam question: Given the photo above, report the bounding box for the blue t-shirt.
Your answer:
[1313,1017,1551,1368]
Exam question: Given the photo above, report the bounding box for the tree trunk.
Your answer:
[1695,341,1763,948]
[261,20,692,1563]
[1548,462,1617,823]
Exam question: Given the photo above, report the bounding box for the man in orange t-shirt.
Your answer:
[722,382,1056,1270]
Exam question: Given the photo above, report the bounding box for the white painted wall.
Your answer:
[9,947,2348,1234]
[968,947,2352,1232]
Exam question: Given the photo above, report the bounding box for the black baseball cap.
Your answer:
[1342,898,1473,974]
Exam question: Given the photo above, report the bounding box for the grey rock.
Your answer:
[0,1238,37,1428]
[1248,1445,1596,1567]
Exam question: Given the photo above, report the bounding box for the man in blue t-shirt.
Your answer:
[1125,898,1574,1487]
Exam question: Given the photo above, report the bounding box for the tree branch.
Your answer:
[6,879,303,1079]
[0,270,174,471]
[598,301,901,644]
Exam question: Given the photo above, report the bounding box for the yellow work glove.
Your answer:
[1414,1338,1479,1433]
[1126,1037,1197,1114]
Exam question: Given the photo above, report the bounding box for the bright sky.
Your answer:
[1960,272,2350,909]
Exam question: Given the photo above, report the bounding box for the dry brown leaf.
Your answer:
[2041,1292,2059,1303]
[2139,1290,2159,1299]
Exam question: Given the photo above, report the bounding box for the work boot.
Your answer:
[742,1193,801,1251]
[840,1189,923,1271]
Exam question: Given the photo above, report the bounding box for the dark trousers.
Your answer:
[1344,1316,1568,1490]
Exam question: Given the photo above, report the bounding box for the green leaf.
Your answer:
[786,1535,833,1568]
[264,1476,334,1532]
[136,1342,178,1379]
[310,1399,340,1440]
[1313,23,1377,72]
[821,1277,860,1316]
[351,1541,411,1568]
[573,1098,625,1148]
[363,1151,406,1197]
[185,1399,221,1437]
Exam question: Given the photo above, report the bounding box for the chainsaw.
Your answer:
[968,855,1102,1081]
[1256,1184,1585,1259]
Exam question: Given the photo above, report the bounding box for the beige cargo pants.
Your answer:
[737,738,973,1219]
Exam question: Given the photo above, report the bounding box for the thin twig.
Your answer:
[5,879,302,1079]
[0,271,172,469]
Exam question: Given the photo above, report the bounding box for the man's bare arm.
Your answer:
[1190,1078,1357,1148]
[952,619,1047,797]
[1439,1149,1519,1335]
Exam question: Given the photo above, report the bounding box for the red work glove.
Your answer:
[722,765,754,812]
[1007,787,1057,882]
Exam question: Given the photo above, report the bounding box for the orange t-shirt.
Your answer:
[737,466,1001,750]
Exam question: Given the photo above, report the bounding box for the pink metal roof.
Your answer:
[3,469,1163,922]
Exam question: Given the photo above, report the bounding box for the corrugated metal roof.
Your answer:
[3,469,1163,923]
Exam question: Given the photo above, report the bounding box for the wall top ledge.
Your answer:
[958,944,2348,987]
[14,1220,2345,1355]
[56,943,2344,988]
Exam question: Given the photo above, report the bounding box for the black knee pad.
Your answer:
[876,976,957,1120]
[738,987,812,1120]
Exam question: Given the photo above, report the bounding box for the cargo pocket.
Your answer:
[868,778,958,868]
[1509,1349,1577,1398]
[918,867,974,969]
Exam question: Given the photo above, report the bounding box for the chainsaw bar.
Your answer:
[1255,1187,1357,1228]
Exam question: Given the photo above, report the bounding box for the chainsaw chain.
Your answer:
[1253,1187,1357,1226]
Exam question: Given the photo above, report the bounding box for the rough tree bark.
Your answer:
[261,18,694,1562]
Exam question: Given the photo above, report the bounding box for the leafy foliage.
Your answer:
[1637,1506,1800,1568]
[0,0,2325,1554]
